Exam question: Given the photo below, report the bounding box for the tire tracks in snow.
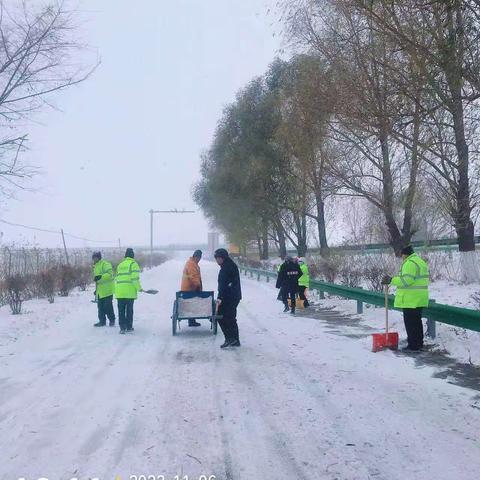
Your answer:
[239,302,375,479]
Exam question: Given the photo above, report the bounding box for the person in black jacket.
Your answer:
[276,256,302,314]
[214,248,242,348]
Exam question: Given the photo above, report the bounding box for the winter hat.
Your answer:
[125,248,135,258]
[193,249,203,258]
[92,251,102,260]
[214,248,229,259]
[285,255,293,263]
[401,245,414,256]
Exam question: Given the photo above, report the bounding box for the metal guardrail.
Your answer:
[279,236,480,256]
[239,266,480,336]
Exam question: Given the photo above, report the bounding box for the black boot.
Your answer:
[109,321,115,327]
[304,300,310,308]
[188,319,201,327]
[230,339,241,347]
[94,322,106,327]
[220,340,232,348]
[119,329,126,335]
[283,304,289,313]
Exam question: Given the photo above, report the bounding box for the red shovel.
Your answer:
[372,285,399,352]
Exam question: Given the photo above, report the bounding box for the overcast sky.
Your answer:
[0,0,281,249]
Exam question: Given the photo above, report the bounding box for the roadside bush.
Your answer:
[75,265,92,291]
[339,264,363,288]
[471,291,480,310]
[5,274,28,314]
[315,255,342,283]
[363,264,384,292]
[245,258,263,269]
[39,268,56,303]
[58,265,76,297]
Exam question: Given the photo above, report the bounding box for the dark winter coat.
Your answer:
[276,261,302,290]
[218,257,242,306]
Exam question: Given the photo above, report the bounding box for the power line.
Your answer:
[0,218,117,245]
[0,218,59,235]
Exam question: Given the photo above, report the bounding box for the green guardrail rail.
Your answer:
[239,266,480,337]
[277,235,480,256]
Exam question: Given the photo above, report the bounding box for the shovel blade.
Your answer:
[372,332,399,352]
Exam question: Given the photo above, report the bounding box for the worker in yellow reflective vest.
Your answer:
[92,251,116,327]
[297,257,310,308]
[115,248,143,334]
[382,245,430,351]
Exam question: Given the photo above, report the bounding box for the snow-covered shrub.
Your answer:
[4,274,28,314]
[471,291,480,310]
[58,265,76,297]
[314,255,343,283]
[75,265,92,292]
[133,252,168,270]
[422,250,452,282]
[339,264,363,287]
[243,258,263,269]
[39,268,56,303]
[363,264,384,291]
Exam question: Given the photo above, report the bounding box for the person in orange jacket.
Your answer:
[181,250,203,327]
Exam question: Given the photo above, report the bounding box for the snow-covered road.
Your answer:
[1,260,479,480]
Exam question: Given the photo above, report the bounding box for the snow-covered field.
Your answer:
[1,260,479,480]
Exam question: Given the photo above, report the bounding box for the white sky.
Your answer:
[0,0,281,249]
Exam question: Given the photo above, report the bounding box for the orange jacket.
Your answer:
[181,258,202,291]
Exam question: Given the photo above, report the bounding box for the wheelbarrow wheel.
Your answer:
[172,300,178,336]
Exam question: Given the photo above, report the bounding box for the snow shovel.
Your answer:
[143,289,159,295]
[372,285,399,352]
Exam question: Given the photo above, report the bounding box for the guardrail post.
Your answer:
[356,287,364,314]
[319,290,325,300]
[266,274,270,283]
[257,272,261,281]
[357,299,364,314]
[426,299,436,339]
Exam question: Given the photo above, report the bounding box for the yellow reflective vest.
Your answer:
[298,263,310,288]
[115,257,142,299]
[93,259,114,299]
[390,253,429,308]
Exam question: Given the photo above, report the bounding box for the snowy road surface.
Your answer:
[1,260,479,480]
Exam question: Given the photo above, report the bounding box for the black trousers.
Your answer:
[218,301,240,342]
[118,299,135,330]
[282,285,298,312]
[403,308,424,349]
[98,295,116,324]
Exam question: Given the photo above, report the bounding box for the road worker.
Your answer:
[382,245,430,351]
[92,251,116,327]
[115,248,143,334]
[181,249,203,327]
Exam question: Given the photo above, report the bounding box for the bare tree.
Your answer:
[350,0,480,279]
[280,1,428,254]
[0,0,97,196]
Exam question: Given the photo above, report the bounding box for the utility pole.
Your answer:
[149,209,195,268]
[61,229,70,265]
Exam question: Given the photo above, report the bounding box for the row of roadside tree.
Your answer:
[194,0,480,282]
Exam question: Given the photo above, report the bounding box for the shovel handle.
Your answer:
[384,284,389,336]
